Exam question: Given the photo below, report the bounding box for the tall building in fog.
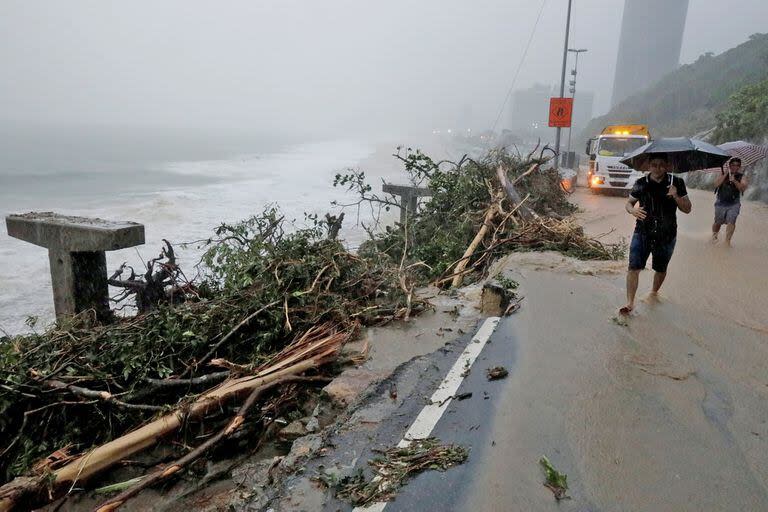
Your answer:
[611,0,689,107]
[508,83,557,138]
[571,90,594,135]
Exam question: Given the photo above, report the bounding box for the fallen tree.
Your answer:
[0,208,423,510]
[0,325,345,511]
[338,146,623,287]
[0,145,623,510]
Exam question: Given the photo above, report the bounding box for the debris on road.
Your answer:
[540,456,570,500]
[611,315,629,327]
[455,391,473,400]
[335,438,468,506]
[486,366,509,380]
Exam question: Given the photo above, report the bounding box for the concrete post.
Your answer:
[381,183,432,225]
[406,194,418,224]
[6,212,145,322]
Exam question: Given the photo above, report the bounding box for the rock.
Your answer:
[486,366,509,380]
[305,416,320,433]
[279,434,324,472]
[322,368,385,408]
[279,420,307,441]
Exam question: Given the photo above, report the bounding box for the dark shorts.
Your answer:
[628,231,676,273]
[714,202,741,225]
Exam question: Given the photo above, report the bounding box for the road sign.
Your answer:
[549,97,573,128]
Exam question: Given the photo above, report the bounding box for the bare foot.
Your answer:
[710,234,718,245]
[619,305,633,316]
[643,292,661,304]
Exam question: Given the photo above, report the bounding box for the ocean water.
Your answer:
[0,139,386,335]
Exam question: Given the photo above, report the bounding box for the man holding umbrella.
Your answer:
[618,137,730,315]
[712,157,749,246]
[620,154,691,315]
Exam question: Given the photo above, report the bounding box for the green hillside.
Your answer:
[581,33,768,143]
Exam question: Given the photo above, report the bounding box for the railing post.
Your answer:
[6,212,145,321]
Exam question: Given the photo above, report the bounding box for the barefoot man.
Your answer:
[620,154,692,315]
[712,157,748,246]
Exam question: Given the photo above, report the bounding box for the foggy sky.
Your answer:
[1,0,766,140]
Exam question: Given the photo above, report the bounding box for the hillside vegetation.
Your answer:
[711,78,768,143]
[581,33,768,142]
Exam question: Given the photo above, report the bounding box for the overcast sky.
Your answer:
[1,0,766,140]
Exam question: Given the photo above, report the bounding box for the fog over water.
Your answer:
[1,1,766,333]
[1,0,766,146]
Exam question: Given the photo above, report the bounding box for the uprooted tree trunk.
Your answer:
[108,239,192,313]
[325,212,345,240]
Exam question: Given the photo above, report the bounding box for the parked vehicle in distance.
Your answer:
[586,124,650,195]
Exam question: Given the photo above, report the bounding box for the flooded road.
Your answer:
[237,190,768,512]
[461,188,768,511]
[257,188,768,512]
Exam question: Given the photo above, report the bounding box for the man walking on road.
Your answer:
[620,154,692,315]
[712,157,748,247]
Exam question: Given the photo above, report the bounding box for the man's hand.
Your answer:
[630,205,647,220]
[667,183,678,198]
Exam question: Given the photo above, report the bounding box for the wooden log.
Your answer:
[0,335,341,512]
[496,165,534,221]
[451,205,497,288]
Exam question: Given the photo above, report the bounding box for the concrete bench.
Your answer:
[381,183,432,224]
[6,212,145,322]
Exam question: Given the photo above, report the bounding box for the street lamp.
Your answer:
[565,48,588,167]
[554,0,573,169]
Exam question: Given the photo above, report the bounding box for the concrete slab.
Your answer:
[381,184,433,197]
[5,212,145,320]
[6,212,144,251]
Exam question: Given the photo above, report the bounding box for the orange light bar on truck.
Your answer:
[591,176,605,186]
[600,124,650,137]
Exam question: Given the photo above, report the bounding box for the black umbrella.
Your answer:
[620,137,731,173]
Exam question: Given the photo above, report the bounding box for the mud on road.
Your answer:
[259,188,768,512]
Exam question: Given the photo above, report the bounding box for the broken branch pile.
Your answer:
[0,208,425,510]
[338,146,624,287]
[335,438,468,506]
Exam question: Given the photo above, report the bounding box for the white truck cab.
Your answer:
[586,124,650,195]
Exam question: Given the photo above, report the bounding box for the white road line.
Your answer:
[353,316,501,512]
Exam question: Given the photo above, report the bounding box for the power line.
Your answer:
[490,0,548,134]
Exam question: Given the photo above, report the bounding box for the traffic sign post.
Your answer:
[548,97,573,128]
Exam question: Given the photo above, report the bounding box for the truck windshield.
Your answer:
[597,137,646,157]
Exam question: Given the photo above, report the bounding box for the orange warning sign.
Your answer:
[548,97,573,127]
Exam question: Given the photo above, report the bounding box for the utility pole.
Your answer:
[554,0,573,168]
[566,48,587,164]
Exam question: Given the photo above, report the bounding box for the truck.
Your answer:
[585,124,650,195]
